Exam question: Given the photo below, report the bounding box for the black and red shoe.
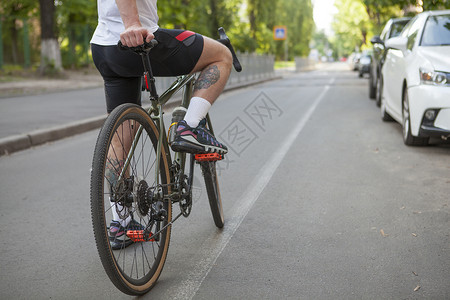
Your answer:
[170,119,228,154]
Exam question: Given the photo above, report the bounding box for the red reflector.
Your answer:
[144,73,149,90]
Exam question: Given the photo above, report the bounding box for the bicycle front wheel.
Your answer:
[200,161,224,228]
[90,104,172,295]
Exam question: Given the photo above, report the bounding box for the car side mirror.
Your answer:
[385,36,408,52]
[370,35,384,46]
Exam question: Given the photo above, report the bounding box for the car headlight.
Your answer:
[419,69,449,86]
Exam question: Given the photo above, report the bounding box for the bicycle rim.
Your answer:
[90,104,172,295]
[201,161,224,228]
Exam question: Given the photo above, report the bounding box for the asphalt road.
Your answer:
[1,63,449,299]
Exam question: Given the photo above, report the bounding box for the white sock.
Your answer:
[111,202,131,227]
[183,97,211,127]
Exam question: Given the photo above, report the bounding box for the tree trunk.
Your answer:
[10,19,19,64]
[39,0,62,74]
[68,14,77,69]
[209,0,220,36]
[248,2,257,40]
[362,30,367,45]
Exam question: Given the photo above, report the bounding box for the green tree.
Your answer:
[287,0,314,57]
[332,0,372,57]
[57,0,97,68]
[0,0,37,65]
[420,0,450,10]
[240,0,314,58]
[399,0,450,10]
[158,0,240,38]
[362,0,404,33]
[361,0,450,34]
[247,0,277,40]
[1,0,319,70]
[311,30,331,57]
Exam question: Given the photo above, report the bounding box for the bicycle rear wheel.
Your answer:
[90,104,171,295]
[200,161,224,228]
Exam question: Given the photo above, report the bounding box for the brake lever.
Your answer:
[217,27,242,72]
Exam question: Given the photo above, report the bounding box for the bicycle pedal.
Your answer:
[126,230,155,242]
[195,153,223,161]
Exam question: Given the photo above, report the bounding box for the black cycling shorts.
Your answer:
[91,28,204,113]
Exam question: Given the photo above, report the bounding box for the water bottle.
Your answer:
[169,106,187,144]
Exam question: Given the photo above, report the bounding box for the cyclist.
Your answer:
[91,0,231,155]
[90,0,231,248]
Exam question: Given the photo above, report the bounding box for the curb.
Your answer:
[0,115,106,156]
[0,76,281,156]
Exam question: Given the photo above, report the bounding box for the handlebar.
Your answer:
[217,27,242,72]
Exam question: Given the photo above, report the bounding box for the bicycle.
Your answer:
[90,28,242,295]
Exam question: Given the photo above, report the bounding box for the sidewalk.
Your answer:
[0,68,104,98]
[0,69,283,156]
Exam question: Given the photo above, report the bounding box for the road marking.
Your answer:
[170,80,333,300]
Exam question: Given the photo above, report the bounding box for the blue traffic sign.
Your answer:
[273,26,287,40]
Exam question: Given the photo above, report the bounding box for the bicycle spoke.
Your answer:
[140,240,153,272]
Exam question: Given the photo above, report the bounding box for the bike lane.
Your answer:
[149,69,338,299]
[189,68,450,299]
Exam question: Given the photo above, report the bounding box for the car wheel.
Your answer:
[402,89,429,146]
[369,69,376,99]
[380,76,394,122]
[358,71,363,78]
[375,72,382,107]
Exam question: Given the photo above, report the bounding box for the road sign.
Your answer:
[273,26,287,40]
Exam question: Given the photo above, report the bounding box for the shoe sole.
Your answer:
[110,233,136,250]
[110,239,134,250]
[171,137,227,154]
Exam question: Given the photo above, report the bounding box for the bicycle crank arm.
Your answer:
[126,210,185,243]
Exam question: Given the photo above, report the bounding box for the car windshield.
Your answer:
[389,20,410,38]
[420,14,450,46]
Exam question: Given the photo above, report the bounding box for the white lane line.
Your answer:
[170,81,333,300]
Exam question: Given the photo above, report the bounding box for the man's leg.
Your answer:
[105,120,138,226]
[182,37,232,128]
[191,36,233,103]
[92,45,144,227]
[171,36,232,154]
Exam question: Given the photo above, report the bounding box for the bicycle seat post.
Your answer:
[141,52,159,101]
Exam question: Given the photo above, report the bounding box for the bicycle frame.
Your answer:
[118,71,215,191]
[150,74,196,186]
[116,26,241,188]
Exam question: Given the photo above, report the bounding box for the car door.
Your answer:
[383,45,406,121]
[384,17,421,120]
[395,18,423,117]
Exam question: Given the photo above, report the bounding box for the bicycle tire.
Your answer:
[90,104,172,295]
[200,161,224,228]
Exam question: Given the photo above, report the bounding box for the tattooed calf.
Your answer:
[194,65,220,90]
[105,158,125,187]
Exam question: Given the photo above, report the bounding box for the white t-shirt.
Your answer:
[91,0,159,45]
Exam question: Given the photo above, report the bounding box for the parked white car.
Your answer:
[380,10,450,146]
